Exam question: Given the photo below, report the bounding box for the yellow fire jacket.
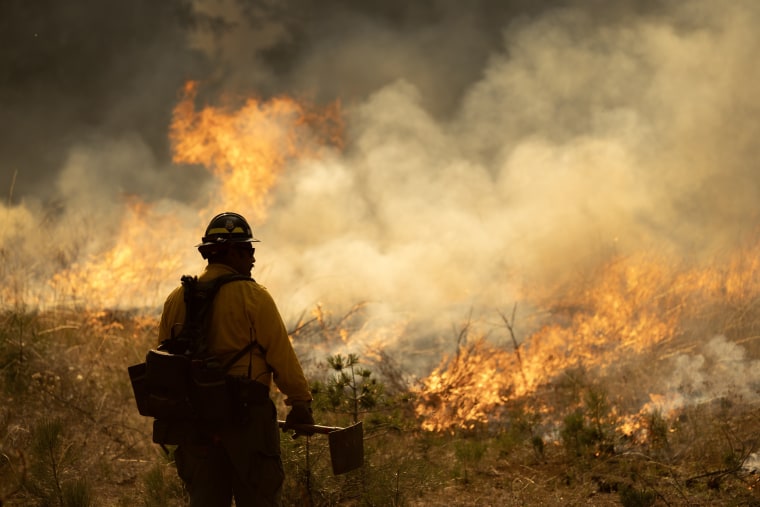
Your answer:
[158,263,312,405]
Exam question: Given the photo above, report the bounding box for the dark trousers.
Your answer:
[175,399,283,507]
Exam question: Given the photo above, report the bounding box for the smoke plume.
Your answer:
[2,0,760,373]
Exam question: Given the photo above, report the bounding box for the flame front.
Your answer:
[15,80,760,444]
[415,244,760,435]
[49,199,185,308]
[47,82,342,309]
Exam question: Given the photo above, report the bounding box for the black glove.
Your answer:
[285,401,315,436]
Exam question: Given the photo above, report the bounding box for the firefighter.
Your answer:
[158,211,314,506]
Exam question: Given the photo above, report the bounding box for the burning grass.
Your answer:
[3,249,760,505]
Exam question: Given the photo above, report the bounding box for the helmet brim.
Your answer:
[195,237,260,248]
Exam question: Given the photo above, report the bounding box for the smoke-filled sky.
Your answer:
[2,0,760,367]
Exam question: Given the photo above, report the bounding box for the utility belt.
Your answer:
[228,376,270,407]
[151,375,271,447]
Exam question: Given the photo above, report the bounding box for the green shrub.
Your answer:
[455,437,487,484]
[619,484,657,507]
[560,385,615,458]
[27,418,76,505]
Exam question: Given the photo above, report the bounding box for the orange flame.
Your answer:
[49,199,185,308]
[415,242,760,435]
[46,82,343,309]
[416,339,513,432]
[170,81,343,221]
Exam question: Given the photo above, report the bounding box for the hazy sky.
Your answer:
[2,0,760,369]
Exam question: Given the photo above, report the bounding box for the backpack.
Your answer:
[128,274,255,445]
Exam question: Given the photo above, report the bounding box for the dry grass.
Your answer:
[0,309,163,506]
[4,249,760,505]
[1,307,759,506]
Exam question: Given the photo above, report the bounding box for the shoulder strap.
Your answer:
[160,274,254,356]
[190,274,254,356]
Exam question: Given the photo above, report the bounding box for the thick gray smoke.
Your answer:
[2,0,760,371]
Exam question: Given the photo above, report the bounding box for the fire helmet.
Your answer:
[196,212,259,257]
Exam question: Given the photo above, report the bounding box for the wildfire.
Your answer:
[10,78,760,447]
[416,339,514,432]
[170,81,343,221]
[45,82,342,309]
[49,199,186,308]
[414,244,760,436]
